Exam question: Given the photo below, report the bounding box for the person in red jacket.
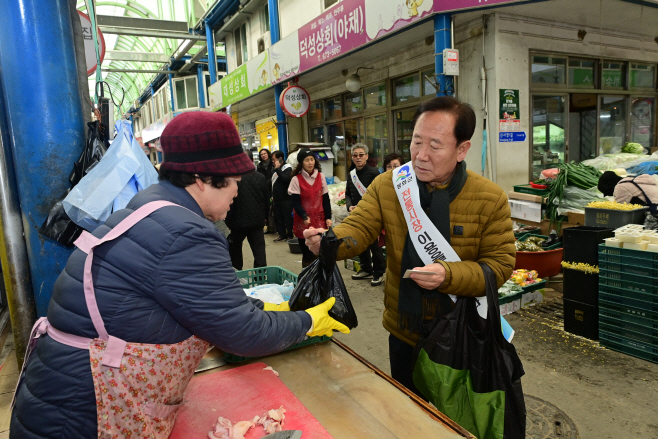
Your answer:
[288,148,332,266]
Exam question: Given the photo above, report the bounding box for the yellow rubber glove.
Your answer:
[263,301,290,312]
[305,297,351,337]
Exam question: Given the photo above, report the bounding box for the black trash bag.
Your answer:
[412,263,526,439]
[39,121,108,246]
[69,121,108,186]
[288,228,358,329]
[38,189,84,247]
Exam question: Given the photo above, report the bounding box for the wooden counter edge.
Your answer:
[331,339,476,439]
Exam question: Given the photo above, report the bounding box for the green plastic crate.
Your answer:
[600,291,658,313]
[599,268,658,288]
[599,243,658,261]
[599,274,658,296]
[227,266,331,363]
[600,331,658,364]
[522,279,547,293]
[599,322,658,346]
[517,234,563,250]
[599,252,658,270]
[599,315,658,337]
[599,303,658,328]
[599,285,658,305]
[513,184,550,196]
[514,223,542,240]
[599,257,658,278]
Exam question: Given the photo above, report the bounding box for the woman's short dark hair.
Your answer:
[158,167,230,189]
[259,148,272,160]
[411,96,476,146]
[383,152,404,170]
[292,156,322,176]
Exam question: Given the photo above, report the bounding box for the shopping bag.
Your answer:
[63,120,159,231]
[288,228,358,329]
[412,263,526,439]
[39,121,109,246]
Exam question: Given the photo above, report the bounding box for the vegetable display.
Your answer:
[561,261,599,274]
[545,163,602,227]
[621,142,644,154]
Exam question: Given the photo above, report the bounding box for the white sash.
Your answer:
[392,162,506,331]
[272,164,291,188]
[350,168,368,196]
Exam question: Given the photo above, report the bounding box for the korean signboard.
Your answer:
[77,11,105,76]
[298,0,366,72]
[364,0,432,41]
[280,85,311,117]
[221,63,250,107]
[247,51,272,94]
[270,31,301,85]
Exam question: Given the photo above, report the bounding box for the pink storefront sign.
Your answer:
[433,0,527,13]
[298,0,367,72]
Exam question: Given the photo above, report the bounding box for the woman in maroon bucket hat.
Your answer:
[10,111,350,439]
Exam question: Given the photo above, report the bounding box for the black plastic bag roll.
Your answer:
[289,228,358,329]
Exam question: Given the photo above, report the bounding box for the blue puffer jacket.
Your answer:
[10,180,311,438]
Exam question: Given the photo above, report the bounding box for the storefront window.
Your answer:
[602,62,625,90]
[310,126,325,143]
[568,94,598,163]
[631,97,654,150]
[396,108,416,162]
[394,74,420,104]
[344,91,363,114]
[532,95,566,180]
[328,123,346,181]
[364,83,386,108]
[630,64,656,89]
[568,59,596,89]
[599,96,627,154]
[365,114,387,170]
[422,69,436,96]
[531,55,566,85]
[308,102,323,123]
[325,97,342,120]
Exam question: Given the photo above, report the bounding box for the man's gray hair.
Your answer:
[351,143,369,154]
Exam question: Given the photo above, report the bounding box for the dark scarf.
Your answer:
[398,161,468,335]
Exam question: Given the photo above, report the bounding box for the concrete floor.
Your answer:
[247,232,658,439]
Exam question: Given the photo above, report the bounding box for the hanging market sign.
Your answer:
[280,84,311,117]
[78,10,106,76]
[214,0,537,109]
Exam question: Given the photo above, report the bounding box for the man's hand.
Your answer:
[409,263,446,290]
[274,158,281,169]
[303,227,326,255]
[349,206,356,212]
[325,219,332,228]
[303,218,311,225]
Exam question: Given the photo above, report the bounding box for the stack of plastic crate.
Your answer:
[598,244,658,364]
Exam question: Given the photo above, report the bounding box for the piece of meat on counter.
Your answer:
[207,407,286,438]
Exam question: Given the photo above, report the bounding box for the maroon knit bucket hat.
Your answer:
[159,112,254,176]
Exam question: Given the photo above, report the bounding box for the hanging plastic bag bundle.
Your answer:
[63,120,159,231]
[413,263,526,439]
[39,121,109,246]
[288,229,358,329]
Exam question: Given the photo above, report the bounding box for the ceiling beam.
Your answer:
[96,15,189,32]
[178,46,208,73]
[99,26,205,40]
[102,68,177,74]
[105,50,170,63]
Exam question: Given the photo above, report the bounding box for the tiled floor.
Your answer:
[0,336,17,439]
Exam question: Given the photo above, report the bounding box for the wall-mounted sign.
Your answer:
[247,51,271,94]
[280,84,310,117]
[499,89,520,132]
[78,11,106,76]
[499,131,526,142]
[271,30,301,85]
[365,0,432,41]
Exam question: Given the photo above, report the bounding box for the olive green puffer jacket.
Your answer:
[334,169,516,346]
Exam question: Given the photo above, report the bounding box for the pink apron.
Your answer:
[15,201,210,438]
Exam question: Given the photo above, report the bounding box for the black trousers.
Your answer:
[389,334,426,399]
[273,198,293,239]
[359,241,386,277]
[229,227,267,270]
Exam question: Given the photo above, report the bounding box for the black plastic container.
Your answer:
[562,268,599,306]
[563,226,614,265]
[564,299,599,340]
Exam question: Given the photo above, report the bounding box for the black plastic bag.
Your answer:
[289,229,358,329]
[412,263,526,439]
[38,189,84,247]
[69,121,108,186]
[39,121,107,246]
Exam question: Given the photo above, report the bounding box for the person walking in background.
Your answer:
[383,152,403,171]
[271,150,294,242]
[289,148,332,267]
[346,143,386,286]
[225,153,269,269]
[257,148,275,234]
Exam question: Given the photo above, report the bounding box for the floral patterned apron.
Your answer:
[15,201,210,438]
